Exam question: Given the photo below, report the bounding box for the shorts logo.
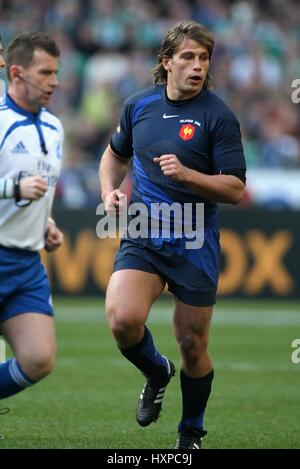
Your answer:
[179,124,195,141]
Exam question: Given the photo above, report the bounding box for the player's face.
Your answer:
[18,48,59,112]
[163,38,210,100]
[0,42,5,69]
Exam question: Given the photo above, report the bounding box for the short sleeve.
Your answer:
[211,115,246,174]
[110,102,133,158]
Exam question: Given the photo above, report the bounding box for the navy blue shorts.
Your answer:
[0,245,53,322]
[114,227,220,307]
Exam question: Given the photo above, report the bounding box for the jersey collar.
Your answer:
[5,93,41,119]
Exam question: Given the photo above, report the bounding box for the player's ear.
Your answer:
[162,56,171,71]
[9,64,22,81]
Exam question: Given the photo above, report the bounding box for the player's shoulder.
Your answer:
[202,90,238,122]
[0,96,8,110]
[0,96,11,115]
[0,99,21,128]
[124,84,162,107]
[40,107,64,133]
[40,107,61,123]
[0,95,24,119]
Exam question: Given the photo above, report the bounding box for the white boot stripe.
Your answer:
[162,355,171,375]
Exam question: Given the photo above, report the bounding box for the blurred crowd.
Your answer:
[1,0,300,208]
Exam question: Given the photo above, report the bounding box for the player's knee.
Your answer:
[19,349,56,381]
[178,334,208,361]
[106,305,142,342]
[109,315,141,339]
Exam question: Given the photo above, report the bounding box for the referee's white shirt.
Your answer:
[0,94,64,251]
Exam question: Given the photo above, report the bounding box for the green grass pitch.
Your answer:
[1,297,299,449]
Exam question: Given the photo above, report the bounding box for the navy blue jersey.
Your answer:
[110,84,245,257]
[111,84,245,216]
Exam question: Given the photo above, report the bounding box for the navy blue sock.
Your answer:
[119,326,170,383]
[179,369,214,432]
[0,358,34,399]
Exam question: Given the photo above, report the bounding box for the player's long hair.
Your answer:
[153,20,214,90]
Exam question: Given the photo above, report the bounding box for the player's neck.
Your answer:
[7,87,40,114]
[165,85,202,102]
[166,84,202,101]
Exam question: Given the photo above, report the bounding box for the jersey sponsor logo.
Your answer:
[11,141,28,154]
[179,124,195,140]
[163,113,180,119]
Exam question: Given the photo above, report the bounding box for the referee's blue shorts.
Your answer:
[0,245,53,322]
[113,226,220,307]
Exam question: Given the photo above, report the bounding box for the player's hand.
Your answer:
[20,176,48,200]
[44,221,64,252]
[154,154,189,182]
[104,189,127,215]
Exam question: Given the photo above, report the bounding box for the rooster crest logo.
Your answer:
[179,124,195,140]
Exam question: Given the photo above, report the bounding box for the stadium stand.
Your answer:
[1,0,299,208]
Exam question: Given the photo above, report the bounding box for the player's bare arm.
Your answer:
[99,144,131,214]
[154,154,245,205]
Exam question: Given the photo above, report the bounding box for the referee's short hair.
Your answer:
[6,32,60,81]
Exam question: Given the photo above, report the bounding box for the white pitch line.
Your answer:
[103,358,300,373]
[55,306,300,326]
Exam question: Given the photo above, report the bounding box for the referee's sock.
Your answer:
[119,326,170,383]
[179,369,214,432]
[0,358,34,399]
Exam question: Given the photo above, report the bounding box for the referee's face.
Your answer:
[163,38,209,101]
[15,48,59,113]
